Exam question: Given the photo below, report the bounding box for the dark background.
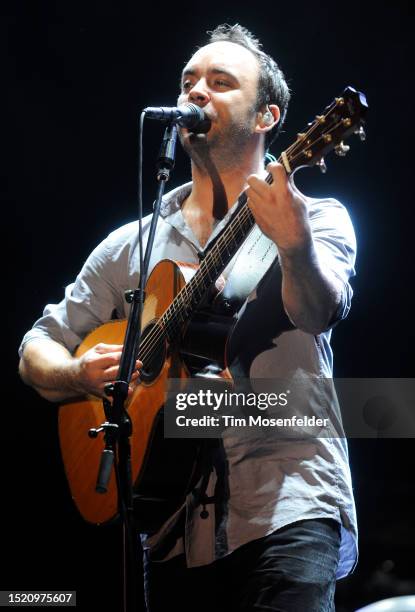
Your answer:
[4,1,413,610]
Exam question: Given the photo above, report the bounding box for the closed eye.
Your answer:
[214,79,230,88]
[180,76,234,93]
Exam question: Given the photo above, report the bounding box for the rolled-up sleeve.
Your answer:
[309,197,357,325]
[19,234,128,356]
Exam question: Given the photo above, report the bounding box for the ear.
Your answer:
[255,104,281,134]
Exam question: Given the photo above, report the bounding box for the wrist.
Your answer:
[277,235,315,270]
[63,357,84,395]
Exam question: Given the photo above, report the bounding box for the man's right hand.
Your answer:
[19,339,142,402]
[73,343,142,398]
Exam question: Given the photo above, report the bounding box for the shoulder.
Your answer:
[85,215,151,267]
[306,196,356,243]
[306,195,352,218]
[104,216,149,250]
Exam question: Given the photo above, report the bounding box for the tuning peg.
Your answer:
[355,126,366,141]
[334,142,350,157]
[317,158,327,173]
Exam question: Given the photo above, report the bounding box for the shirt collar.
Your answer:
[160,181,245,252]
[159,182,193,218]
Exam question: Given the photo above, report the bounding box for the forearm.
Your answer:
[19,340,81,402]
[278,239,343,335]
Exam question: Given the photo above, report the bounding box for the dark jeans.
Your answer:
[143,518,341,611]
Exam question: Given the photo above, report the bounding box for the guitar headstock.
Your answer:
[282,86,368,174]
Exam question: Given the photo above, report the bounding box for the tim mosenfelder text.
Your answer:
[174,389,329,429]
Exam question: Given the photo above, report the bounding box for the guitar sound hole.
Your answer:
[139,322,166,383]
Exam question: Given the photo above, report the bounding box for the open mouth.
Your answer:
[189,117,212,134]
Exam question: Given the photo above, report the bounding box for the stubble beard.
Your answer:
[181,112,257,175]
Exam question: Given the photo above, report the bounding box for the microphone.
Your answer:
[144,103,211,132]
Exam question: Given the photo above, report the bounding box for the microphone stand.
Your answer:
[88,121,178,612]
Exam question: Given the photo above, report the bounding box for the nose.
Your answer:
[188,78,211,107]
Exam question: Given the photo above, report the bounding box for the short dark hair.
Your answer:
[208,23,290,150]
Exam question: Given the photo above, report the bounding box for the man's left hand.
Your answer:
[246,162,312,254]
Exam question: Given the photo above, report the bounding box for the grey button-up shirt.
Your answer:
[19,181,358,579]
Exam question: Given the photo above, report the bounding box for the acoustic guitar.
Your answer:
[58,87,367,529]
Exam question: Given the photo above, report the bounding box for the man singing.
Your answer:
[19,24,357,611]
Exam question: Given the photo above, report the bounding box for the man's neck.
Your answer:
[184,147,265,218]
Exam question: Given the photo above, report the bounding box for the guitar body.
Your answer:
[59,259,206,529]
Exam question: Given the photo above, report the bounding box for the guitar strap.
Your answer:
[216,223,278,314]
